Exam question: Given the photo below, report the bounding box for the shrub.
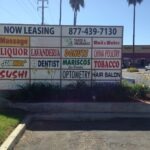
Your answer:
[129,84,149,99]
[5,83,61,102]
[127,67,139,72]
[3,82,150,103]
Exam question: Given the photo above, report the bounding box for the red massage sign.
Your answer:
[0,24,123,89]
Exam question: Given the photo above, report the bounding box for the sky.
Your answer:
[0,0,149,45]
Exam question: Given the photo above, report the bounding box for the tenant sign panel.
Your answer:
[0,24,123,89]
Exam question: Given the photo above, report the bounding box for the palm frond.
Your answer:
[127,0,143,5]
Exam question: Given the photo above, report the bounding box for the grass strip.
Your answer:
[0,108,26,145]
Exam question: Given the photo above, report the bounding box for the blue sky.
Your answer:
[0,0,149,45]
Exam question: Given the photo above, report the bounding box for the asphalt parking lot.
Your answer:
[122,69,150,86]
[14,118,150,150]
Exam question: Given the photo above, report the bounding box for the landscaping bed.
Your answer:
[3,81,150,103]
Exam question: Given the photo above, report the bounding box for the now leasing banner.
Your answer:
[0,24,123,89]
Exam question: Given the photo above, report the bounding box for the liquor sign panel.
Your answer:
[0,47,29,58]
[0,24,123,89]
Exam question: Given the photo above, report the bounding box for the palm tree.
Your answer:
[127,0,143,66]
[69,0,84,26]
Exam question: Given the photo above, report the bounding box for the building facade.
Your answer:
[123,45,150,67]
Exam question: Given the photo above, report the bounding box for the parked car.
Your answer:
[145,64,150,71]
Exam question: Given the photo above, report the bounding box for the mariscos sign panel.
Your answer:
[0,24,123,89]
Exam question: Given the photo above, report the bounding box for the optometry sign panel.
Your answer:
[0,24,123,89]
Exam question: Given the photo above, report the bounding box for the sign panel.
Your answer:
[0,47,29,58]
[0,58,29,68]
[93,38,122,48]
[92,49,121,58]
[0,24,123,89]
[92,70,121,80]
[62,59,91,69]
[62,70,91,80]
[62,48,91,58]
[62,37,91,48]
[62,26,123,37]
[31,59,60,69]
[30,37,60,47]
[0,69,29,79]
[0,24,60,36]
[0,36,29,47]
[92,59,121,69]
[30,48,60,58]
[31,69,60,79]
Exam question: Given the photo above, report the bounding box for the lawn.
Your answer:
[0,108,26,145]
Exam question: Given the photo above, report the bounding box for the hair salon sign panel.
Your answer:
[0,24,123,89]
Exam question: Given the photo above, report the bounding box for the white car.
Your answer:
[145,64,150,71]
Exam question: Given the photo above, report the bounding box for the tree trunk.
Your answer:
[132,4,136,66]
[59,0,62,25]
[74,10,77,26]
[74,10,76,26]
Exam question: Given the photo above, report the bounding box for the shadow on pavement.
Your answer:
[27,118,150,131]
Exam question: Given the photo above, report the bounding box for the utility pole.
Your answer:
[37,0,48,25]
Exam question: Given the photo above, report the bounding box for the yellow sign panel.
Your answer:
[0,36,29,47]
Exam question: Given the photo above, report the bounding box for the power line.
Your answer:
[26,0,41,21]
[0,5,21,21]
[15,0,37,22]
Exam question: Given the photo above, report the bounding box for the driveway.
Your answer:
[14,118,150,150]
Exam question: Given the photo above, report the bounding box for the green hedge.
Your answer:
[3,81,150,103]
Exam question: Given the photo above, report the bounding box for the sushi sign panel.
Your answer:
[0,24,123,89]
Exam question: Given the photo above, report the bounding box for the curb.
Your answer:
[32,112,150,121]
[0,116,31,150]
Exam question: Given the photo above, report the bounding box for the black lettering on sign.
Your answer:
[4,26,22,34]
